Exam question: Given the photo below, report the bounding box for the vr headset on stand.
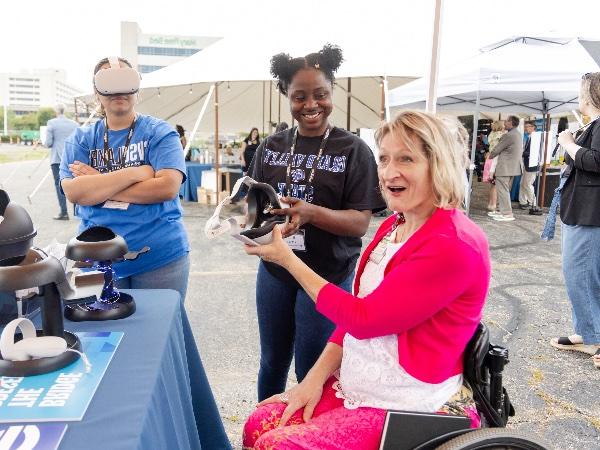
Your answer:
[94,56,141,96]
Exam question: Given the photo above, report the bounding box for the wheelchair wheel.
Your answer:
[435,428,550,450]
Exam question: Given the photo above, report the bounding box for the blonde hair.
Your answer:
[491,120,504,132]
[581,72,600,110]
[375,111,468,209]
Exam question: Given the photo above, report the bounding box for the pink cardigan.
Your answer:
[317,208,491,384]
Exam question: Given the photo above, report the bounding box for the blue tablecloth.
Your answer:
[180,163,213,202]
[59,290,231,450]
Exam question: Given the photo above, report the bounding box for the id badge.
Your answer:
[368,240,387,264]
[102,200,130,210]
[284,229,306,251]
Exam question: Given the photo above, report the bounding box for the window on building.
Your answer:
[138,65,167,73]
[137,46,200,57]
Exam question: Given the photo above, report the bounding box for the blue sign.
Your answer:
[0,332,123,422]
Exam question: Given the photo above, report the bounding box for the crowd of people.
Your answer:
[39,44,599,449]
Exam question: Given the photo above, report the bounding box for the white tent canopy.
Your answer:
[129,33,437,135]
[389,37,600,114]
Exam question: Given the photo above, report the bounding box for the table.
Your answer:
[58,290,231,450]
[180,163,213,202]
[179,163,243,202]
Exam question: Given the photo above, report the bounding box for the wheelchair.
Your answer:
[380,323,550,450]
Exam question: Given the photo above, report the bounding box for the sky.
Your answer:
[1,0,600,91]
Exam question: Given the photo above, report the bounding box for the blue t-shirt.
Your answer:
[60,114,189,279]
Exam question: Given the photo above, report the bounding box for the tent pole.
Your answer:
[383,76,391,121]
[380,78,385,120]
[347,77,352,131]
[466,88,480,216]
[269,81,273,134]
[539,111,551,208]
[278,89,281,123]
[185,84,215,157]
[214,83,220,196]
[262,81,266,136]
[425,0,443,113]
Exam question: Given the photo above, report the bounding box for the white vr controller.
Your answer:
[0,318,66,362]
[205,176,289,246]
[94,56,141,96]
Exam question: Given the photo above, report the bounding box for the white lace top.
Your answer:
[334,231,462,411]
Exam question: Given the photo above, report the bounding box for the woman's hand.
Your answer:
[558,130,575,147]
[69,161,100,177]
[244,225,295,268]
[257,377,324,426]
[271,197,315,238]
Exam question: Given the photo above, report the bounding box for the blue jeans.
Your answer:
[51,163,68,215]
[561,224,600,344]
[255,261,353,401]
[116,253,190,303]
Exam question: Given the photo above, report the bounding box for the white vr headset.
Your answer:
[205,176,289,246]
[94,56,141,96]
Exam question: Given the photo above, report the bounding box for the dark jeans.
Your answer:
[51,163,68,216]
[256,261,353,401]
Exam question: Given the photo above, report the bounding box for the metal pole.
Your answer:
[73,99,79,124]
[347,77,352,131]
[268,81,273,134]
[185,85,215,156]
[214,83,220,196]
[426,0,443,113]
[383,76,391,121]
[262,81,265,136]
[539,113,551,208]
[380,78,385,120]
[278,89,281,124]
[466,89,480,215]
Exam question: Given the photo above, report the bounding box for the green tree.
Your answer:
[37,107,56,127]
[12,113,38,130]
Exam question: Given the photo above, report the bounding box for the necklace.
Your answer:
[285,126,332,198]
[368,213,405,264]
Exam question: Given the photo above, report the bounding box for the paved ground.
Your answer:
[1,152,599,450]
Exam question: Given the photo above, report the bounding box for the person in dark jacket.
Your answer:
[550,72,600,369]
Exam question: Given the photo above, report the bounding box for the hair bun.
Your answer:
[270,52,292,80]
[318,44,343,73]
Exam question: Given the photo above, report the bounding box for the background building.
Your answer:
[0,69,83,115]
[120,21,221,74]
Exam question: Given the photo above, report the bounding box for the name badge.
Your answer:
[102,200,130,210]
[284,229,306,251]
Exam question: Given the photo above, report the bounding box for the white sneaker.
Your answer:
[487,211,502,217]
[493,214,515,222]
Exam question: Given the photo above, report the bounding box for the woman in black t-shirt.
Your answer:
[247,44,386,401]
[241,127,260,172]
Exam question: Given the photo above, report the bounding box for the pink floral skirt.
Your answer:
[243,377,480,450]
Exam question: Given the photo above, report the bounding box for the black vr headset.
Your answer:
[205,176,289,245]
[94,56,141,96]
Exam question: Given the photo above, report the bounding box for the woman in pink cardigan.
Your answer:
[242,111,491,450]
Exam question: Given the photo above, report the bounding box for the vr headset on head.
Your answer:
[205,176,289,246]
[94,56,141,96]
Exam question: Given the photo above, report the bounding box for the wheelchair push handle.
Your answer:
[488,346,509,417]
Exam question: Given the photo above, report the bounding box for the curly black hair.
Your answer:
[270,44,343,96]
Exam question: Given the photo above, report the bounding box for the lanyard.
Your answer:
[285,126,332,197]
[103,116,137,170]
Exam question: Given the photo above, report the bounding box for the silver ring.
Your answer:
[279,393,289,404]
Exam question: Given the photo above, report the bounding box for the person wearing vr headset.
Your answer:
[242,111,491,450]
[59,57,190,301]
[247,44,386,403]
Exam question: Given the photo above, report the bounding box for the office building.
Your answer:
[120,21,221,74]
